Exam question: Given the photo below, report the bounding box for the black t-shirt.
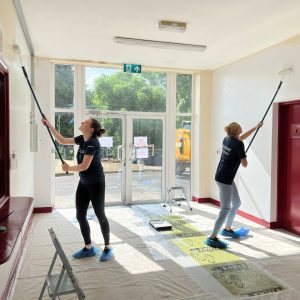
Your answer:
[74,135,103,184]
[215,136,246,185]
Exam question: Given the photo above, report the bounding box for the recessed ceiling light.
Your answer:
[114,37,206,52]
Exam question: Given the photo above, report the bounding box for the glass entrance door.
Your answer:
[126,116,165,204]
[90,114,165,205]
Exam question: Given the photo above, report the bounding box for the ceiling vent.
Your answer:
[158,20,187,33]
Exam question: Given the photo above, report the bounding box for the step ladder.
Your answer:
[164,186,192,213]
[39,228,86,300]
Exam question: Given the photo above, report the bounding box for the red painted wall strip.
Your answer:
[192,196,211,203]
[33,207,52,213]
[192,196,277,229]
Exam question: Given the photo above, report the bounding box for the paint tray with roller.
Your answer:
[149,219,172,231]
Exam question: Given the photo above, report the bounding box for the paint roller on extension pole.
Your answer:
[13,44,68,173]
[245,68,293,153]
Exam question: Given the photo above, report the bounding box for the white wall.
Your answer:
[0,0,34,197]
[33,57,54,208]
[209,35,300,222]
[193,71,212,198]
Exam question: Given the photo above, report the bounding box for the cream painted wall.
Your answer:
[0,0,34,197]
[33,57,54,207]
[209,35,300,222]
[192,71,212,198]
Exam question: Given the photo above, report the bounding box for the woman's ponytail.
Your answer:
[90,118,106,137]
[224,122,241,138]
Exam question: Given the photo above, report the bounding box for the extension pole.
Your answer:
[246,81,283,153]
[21,66,66,170]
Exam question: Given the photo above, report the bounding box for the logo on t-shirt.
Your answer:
[222,145,232,156]
[78,145,95,155]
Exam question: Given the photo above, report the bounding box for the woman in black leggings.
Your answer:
[42,117,113,261]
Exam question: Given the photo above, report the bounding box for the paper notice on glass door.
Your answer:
[134,136,147,146]
[136,148,149,158]
[99,136,113,147]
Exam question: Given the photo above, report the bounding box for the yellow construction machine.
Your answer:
[175,121,191,174]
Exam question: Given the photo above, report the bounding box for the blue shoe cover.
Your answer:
[234,227,249,237]
[72,246,99,259]
[100,247,113,261]
[221,229,240,238]
[204,238,228,249]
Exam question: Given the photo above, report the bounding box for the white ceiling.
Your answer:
[19,0,300,70]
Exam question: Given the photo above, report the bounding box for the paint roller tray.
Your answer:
[149,219,172,231]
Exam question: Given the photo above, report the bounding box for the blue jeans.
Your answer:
[211,181,241,237]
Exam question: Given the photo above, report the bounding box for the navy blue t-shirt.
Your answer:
[74,135,103,184]
[215,136,246,185]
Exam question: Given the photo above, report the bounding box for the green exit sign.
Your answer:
[123,64,142,74]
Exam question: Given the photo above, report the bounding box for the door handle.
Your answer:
[117,145,125,161]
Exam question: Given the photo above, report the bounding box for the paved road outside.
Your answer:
[55,170,191,208]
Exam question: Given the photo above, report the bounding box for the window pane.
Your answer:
[85,67,167,112]
[133,119,163,159]
[175,116,191,200]
[94,117,123,204]
[55,65,74,108]
[100,118,122,160]
[176,74,192,113]
[55,112,74,164]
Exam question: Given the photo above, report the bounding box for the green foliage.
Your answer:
[176,74,192,113]
[55,112,74,160]
[89,72,167,112]
[55,112,74,137]
[55,65,74,108]
[85,89,93,109]
[56,145,74,161]
[176,116,192,129]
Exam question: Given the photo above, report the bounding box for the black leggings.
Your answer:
[75,174,110,246]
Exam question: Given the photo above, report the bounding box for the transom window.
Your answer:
[85,67,167,112]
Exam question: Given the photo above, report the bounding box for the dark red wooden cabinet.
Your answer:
[0,61,35,300]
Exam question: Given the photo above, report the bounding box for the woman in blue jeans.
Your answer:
[205,121,263,249]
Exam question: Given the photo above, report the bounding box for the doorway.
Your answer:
[278,100,300,236]
[88,113,165,205]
